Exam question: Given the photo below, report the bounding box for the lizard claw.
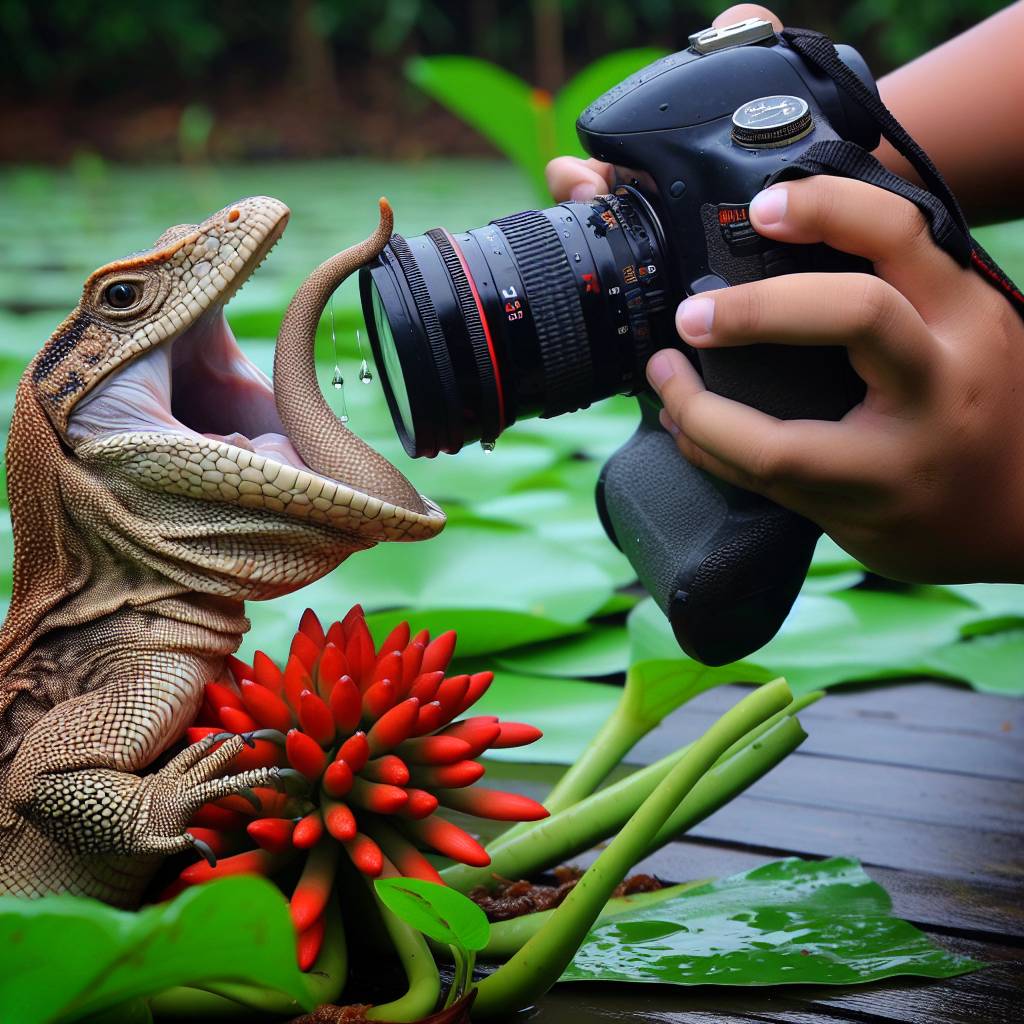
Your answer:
[240,731,258,749]
[237,786,262,810]
[189,832,218,868]
[250,728,288,746]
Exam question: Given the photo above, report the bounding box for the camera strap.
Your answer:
[769,27,1024,321]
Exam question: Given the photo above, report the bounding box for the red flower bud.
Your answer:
[287,728,327,780]
[421,630,457,675]
[493,721,544,748]
[398,735,473,765]
[349,777,409,814]
[253,650,285,694]
[206,681,245,712]
[401,815,489,867]
[329,674,361,733]
[299,607,326,647]
[366,698,420,755]
[240,679,293,733]
[323,760,354,798]
[378,621,410,659]
[361,755,410,786]
[345,832,384,876]
[247,817,296,853]
[293,811,324,849]
[336,731,370,773]
[411,760,485,789]
[284,655,315,709]
[290,629,322,672]
[436,786,548,821]
[297,915,325,972]
[299,690,335,746]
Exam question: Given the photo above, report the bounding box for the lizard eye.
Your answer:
[103,282,139,309]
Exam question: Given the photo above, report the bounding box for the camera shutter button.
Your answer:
[731,95,813,149]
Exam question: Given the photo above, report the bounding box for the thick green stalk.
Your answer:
[365,877,442,1022]
[478,880,706,960]
[471,679,793,1017]
[444,690,818,893]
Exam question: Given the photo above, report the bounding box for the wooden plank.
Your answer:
[682,795,1021,884]
[633,684,1024,780]
[714,756,1024,834]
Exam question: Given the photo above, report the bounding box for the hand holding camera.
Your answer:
[361,4,1024,665]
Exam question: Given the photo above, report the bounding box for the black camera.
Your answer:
[359,18,882,665]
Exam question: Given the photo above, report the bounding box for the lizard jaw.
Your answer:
[68,237,444,543]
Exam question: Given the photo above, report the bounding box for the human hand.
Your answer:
[646,176,1024,583]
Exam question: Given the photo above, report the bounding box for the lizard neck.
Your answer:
[0,380,248,675]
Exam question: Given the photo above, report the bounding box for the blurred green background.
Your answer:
[1,1,1022,760]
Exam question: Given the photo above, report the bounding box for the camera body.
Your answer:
[359,18,886,667]
[579,20,880,664]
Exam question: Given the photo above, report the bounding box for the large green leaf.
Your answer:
[561,857,981,987]
[471,670,621,764]
[496,624,629,678]
[627,587,990,695]
[0,877,313,1024]
[406,57,549,195]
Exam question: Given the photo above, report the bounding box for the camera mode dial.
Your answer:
[731,95,813,149]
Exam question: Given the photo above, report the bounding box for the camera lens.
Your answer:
[358,186,672,457]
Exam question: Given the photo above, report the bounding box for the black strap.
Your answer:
[777,27,1024,320]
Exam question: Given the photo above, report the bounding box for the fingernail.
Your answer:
[676,296,714,340]
[646,350,679,391]
[570,183,598,202]
[749,186,788,226]
[658,408,680,436]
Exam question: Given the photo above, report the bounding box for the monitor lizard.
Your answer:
[0,195,444,906]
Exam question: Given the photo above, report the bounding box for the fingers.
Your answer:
[748,177,969,321]
[646,348,896,504]
[712,4,782,29]
[674,273,936,395]
[545,156,614,202]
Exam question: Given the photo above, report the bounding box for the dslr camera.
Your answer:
[359,18,881,665]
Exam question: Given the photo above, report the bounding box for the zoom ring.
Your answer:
[492,210,593,416]
[388,233,460,433]
[426,228,500,439]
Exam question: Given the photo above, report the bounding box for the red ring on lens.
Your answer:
[444,229,506,433]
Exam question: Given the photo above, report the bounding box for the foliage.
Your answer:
[561,857,981,986]
[0,159,1021,785]
[0,877,313,1024]
[406,48,668,198]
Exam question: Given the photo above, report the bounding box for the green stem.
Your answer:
[471,679,793,1017]
[444,690,819,893]
[365,872,441,1022]
[477,880,707,960]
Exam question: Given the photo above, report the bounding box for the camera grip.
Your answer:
[597,396,820,665]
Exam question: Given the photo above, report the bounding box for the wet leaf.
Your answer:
[561,857,981,987]
[375,877,490,952]
[0,877,313,1024]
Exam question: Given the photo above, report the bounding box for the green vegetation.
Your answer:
[0,159,1022,773]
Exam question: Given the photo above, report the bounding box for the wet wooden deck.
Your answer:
[522,681,1024,1023]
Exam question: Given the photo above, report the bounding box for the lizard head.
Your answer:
[19,196,444,601]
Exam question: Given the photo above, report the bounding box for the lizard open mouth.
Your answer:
[65,195,443,541]
[67,305,310,472]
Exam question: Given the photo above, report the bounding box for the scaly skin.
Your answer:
[0,196,444,906]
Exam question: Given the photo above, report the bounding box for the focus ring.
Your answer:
[426,228,501,440]
[492,210,593,416]
[388,233,461,445]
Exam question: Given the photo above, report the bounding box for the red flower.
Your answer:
[170,605,546,970]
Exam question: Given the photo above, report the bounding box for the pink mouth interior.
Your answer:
[67,309,311,472]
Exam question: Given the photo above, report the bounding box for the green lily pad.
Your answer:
[561,857,981,987]
[471,670,621,763]
[496,625,630,678]
[0,877,313,1024]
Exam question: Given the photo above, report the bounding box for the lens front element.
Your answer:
[359,186,671,457]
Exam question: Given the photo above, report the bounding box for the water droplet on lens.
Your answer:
[480,440,496,454]
[332,373,344,390]
[358,361,373,384]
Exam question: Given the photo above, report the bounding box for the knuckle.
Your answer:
[894,200,931,251]
[854,276,900,339]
